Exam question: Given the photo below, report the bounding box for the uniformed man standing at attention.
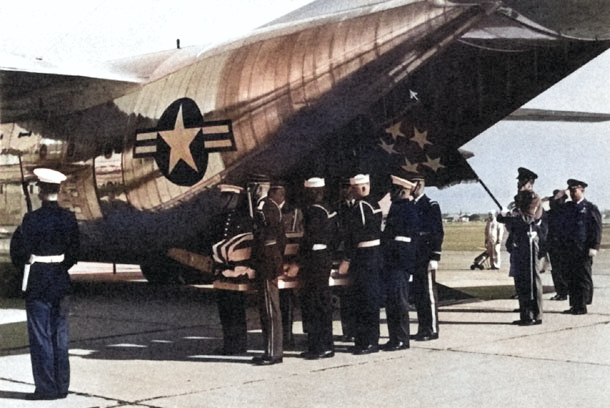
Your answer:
[209,184,253,356]
[407,172,444,341]
[555,179,602,315]
[10,168,79,400]
[248,175,286,365]
[339,174,383,354]
[298,177,337,359]
[381,175,416,351]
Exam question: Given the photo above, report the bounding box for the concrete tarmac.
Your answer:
[1,249,609,408]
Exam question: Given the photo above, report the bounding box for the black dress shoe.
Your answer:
[381,341,409,351]
[353,344,379,355]
[550,294,568,301]
[414,333,439,341]
[26,393,58,400]
[514,319,542,326]
[572,309,587,315]
[252,356,283,366]
[301,350,335,360]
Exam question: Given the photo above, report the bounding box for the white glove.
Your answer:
[428,260,438,271]
[589,249,598,257]
[338,260,350,275]
[499,207,509,217]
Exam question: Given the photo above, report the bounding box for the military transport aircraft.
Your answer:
[2,0,610,284]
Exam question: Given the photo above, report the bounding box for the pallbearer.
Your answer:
[210,184,253,355]
[298,177,337,359]
[381,175,416,351]
[339,174,383,354]
[248,175,286,365]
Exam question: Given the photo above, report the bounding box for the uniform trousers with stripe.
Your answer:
[255,245,284,359]
[26,297,70,397]
[412,263,439,336]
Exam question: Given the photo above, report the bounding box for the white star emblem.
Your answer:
[385,122,406,141]
[411,127,432,150]
[421,155,445,172]
[401,158,419,173]
[378,138,399,155]
[159,105,201,173]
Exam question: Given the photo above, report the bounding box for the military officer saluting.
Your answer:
[555,179,602,315]
[381,175,417,351]
[339,174,383,354]
[10,168,79,400]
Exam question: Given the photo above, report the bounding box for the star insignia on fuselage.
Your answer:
[159,105,201,173]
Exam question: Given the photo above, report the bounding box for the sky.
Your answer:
[1,0,609,214]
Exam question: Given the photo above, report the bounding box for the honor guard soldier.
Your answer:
[338,174,383,354]
[499,191,546,325]
[298,177,337,359]
[517,167,538,193]
[10,168,79,400]
[407,172,444,341]
[210,184,254,355]
[248,175,286,365]
[335,177,357,342]
[555,179,602,315]
[381,175,416,351]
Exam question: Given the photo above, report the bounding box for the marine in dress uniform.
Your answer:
[298,177,337,359]
[499,191,546,325]
[381,175,416,351]
[407,173,444,341]
[339,174,383,354]
[210,184,253,355]
[10,168,79,400]
[556,179,602,315]
[249,175,286,365]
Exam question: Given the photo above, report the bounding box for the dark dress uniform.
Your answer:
[335,197,357,340]
[382,198,417,349]
[299,202,337,357]
[411,194,443,339]
[500,209,546,324]
[210,198,253,355]
[343,197,383,352]
[547,196,569,299]
[11,200,79,399]
[252,195,286,363]
[560,198,602,313]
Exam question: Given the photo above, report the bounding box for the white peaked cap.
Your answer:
[350,174,370,185]
[391,175,416,190]
[218,184,244,194]
[304,177,325,188]
[34,168,67,184]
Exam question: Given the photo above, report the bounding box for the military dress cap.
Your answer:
[218,184,244,194]
[34,168,67,184]
[248,173,271,183]
[350,174,370,185]
[304,177,325,188]
[567,178,588,188]
[404,171,425,182]
[517,167,538,181]
[391,174,415,190]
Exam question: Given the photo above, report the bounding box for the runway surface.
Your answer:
[1,249,609,407]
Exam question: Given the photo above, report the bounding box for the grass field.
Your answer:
[442,221,488,252]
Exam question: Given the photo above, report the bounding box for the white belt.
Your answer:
[312,244,327,251]
[357,239,380,248]
[394,236,411,243]
[29,254,65,264]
